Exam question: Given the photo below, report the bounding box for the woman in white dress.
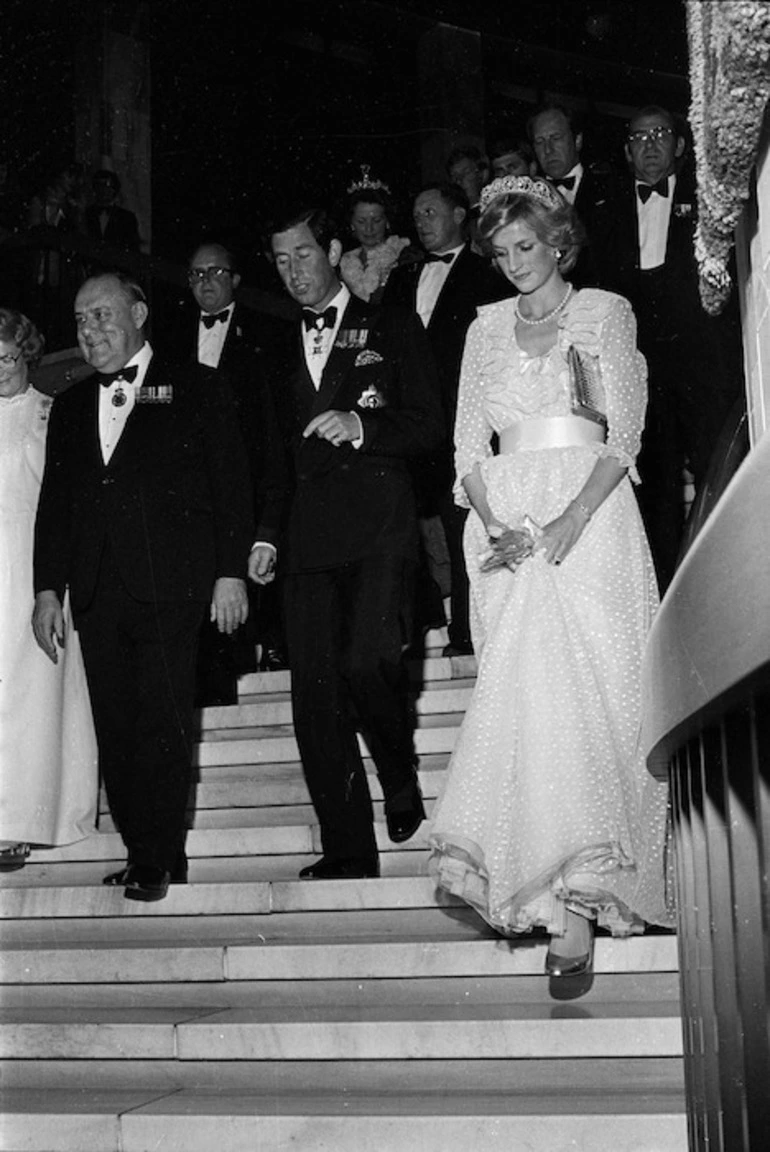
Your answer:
[339,173,410,304]
[429,178,673,977]
[0,309,97,870]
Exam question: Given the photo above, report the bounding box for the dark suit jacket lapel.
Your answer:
[311,296,371,418]
[218,304,245,373]
[427,245,470,334]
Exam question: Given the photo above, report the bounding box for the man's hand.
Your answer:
[211,577,248,634]
[303,410,361,446]
[248,545,277,586]
[32,590,65,664]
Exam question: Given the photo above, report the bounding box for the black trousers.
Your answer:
[438,490,470,647]
[285,555,417,862]
[75,552,205,872]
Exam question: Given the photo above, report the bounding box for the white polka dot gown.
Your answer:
[429,290,674,936]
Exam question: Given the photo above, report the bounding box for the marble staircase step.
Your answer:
[1,970,681,1012]
[193,711,462,767]
[98,796,424,832]
[0,906,495,948]
[0,874,456,919]
[200,677,475,731]
[0,1082,687,1152]
[18,818,433,871]
[0,1054,686,1093]
[0,998,683,1062]
[0,932,677,988]
[95,753,450,815]
[3,848,428,890]
[235,650,477,699]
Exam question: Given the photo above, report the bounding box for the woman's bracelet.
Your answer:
[571,499,593,522]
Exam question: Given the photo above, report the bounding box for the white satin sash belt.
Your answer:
[499,416,606,453]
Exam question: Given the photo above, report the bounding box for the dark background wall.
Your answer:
[3,0,689,274]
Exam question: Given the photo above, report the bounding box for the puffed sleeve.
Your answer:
[597,295,647,482]
[453,316,494,507]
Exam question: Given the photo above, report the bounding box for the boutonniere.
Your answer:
[357,383,387,409]
[354,349,384,367]
[236,326,243,338]
[38,396,53,423]
[136,383,174,404]
[674,203,693,218]
[334,327,369,350]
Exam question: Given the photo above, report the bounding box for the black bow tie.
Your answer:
[201,310,229,329]
[302,306,337,332]
[99,365,138,387]
[637,178,669,204]
[424,252,454,264]
[552,175,576,191]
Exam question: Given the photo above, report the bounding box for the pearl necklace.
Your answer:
[515,283,573,326]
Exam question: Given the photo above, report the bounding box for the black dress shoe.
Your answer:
[0,843,31,871]
[103,854,188,888]
[443,640,474,657]
[299,855,379,880]
[123,863,172,903]
[258,646,288,672]
[385,780,426,844]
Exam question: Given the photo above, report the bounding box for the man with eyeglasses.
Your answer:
[600,104,743,590]
[167,242,291,699]
[32,271,256,902]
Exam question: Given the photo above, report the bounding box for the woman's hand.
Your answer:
[480,520,536,572]
[538,503,590,567]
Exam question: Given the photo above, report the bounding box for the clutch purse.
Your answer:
[567,345,606,431]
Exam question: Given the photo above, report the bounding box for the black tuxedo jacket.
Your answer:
[276,294,443,573]
[84,205,140,251]
[382,244,510,425]
[34,355,254,612]
[163,302,291,545]
[595,174,739,350]
[563,167,617,288]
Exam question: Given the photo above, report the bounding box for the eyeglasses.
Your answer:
[627,126,675,146]
[188,266,233,284]
[0,350,23,368]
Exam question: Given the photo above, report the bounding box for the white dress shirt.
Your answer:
[197,302,234,367]
[416,245,463,327]
[301,284,350,389]
[637,175,675,270]
[98,342,153,464]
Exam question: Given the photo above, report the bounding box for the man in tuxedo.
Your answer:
[599,105,743,589]
[32,272,257,902]
[83,170,140,252]
[252,207,443,880]
[383,182,510,656]
[528,103,612,286]
[168,240,291,698]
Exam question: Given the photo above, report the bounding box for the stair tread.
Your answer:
[1,1084,686,1113]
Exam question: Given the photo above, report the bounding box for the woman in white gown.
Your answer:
[0,309,97,870]
[339,172,410,304]
[429,177,673,976]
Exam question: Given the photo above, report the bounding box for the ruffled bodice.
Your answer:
[454,288,647,503]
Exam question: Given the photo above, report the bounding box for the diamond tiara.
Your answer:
[347,165,391,196]
[479,176,565,213]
